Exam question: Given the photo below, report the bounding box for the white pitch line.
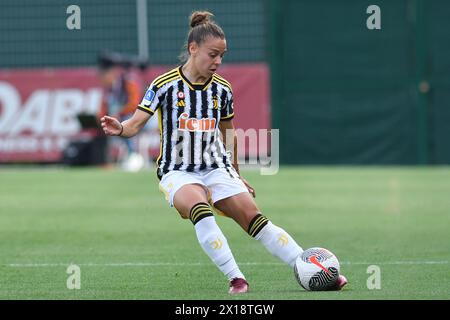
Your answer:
[6,262,279,268]
[5,261,449,268]
[341,261,450,266]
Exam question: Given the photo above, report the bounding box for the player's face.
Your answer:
[192,37,227,78]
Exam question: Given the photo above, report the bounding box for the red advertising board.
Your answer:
[0,64,270,163]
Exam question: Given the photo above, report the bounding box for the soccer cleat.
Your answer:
[228,278,249,294]
[327,275,348,291]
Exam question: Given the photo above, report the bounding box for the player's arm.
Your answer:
[102,80,160,137]
[101,109,151,138]
[219,119,256,197]
[219,119,239,173]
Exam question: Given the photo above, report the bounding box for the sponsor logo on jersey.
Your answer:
[178,112,216,132]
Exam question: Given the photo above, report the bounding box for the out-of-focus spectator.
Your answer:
[97,52,147,170]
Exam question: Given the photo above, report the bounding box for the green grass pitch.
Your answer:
[0,166,449,300]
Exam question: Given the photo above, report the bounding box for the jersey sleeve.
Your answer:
[220,89,234,120]
[137,81,164,115]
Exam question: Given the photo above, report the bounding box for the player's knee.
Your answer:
[174,202,193,219]
[177,209,190,220]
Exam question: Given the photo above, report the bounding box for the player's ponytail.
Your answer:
[179,11,225,63]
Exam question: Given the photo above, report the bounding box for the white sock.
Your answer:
[194,216,245,280]
[255,221,303,267]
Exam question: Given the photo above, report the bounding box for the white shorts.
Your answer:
[159,167,248,208]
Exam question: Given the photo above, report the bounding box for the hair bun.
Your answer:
[190,11,213,28]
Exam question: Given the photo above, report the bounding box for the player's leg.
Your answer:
[171,183,247,293]
[210,169,347,290]
[214,192,303,268]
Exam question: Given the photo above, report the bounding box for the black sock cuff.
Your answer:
[189,202,213,225]
[247,213,269,237]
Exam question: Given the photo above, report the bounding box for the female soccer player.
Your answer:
[101,11,347,294]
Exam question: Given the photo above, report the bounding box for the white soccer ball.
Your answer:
[294,247,341,291]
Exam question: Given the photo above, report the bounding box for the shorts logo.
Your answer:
[178,112,216,132]
[142,88,155,105]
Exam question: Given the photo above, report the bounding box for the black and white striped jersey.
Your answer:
[137,66,235,179]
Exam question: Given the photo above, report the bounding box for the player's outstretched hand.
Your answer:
[240,177,256,198]
[101,115,122,136]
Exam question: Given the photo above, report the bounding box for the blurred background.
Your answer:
[0,0,449,167]
[1,1,450,300]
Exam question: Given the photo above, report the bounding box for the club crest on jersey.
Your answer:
[212,96,219,109]
[178,112,216,132]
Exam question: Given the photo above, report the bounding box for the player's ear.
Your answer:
[188,42,199,56]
